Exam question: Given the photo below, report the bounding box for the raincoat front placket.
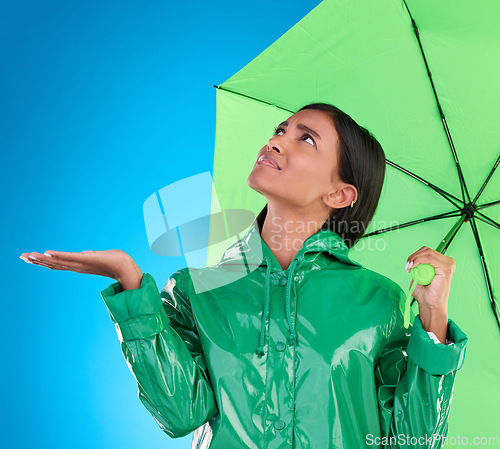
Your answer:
[257,254,301,447]
[252,233,364,448]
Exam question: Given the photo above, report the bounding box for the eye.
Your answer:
[273,126,285,136]
[302,134,315,146]
[273,126,316,147]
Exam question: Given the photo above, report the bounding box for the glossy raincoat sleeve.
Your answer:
[100,271,218,438]
[374,285,468,449]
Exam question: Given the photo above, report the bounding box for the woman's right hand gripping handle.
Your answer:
[19,249,143,291]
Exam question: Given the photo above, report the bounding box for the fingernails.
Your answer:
[19,256,29,262]
[405,261,414,273]
[43,252,52,257]
[28,255,38,261]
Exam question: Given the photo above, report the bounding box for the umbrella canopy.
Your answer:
[206,0,500,441]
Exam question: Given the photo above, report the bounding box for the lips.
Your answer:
[257,154,280,170]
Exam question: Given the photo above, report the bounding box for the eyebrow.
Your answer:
[278,121,322,141]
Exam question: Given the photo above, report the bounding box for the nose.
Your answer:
[266,136,283,154]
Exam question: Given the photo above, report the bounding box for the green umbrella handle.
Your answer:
[403,263,436,328]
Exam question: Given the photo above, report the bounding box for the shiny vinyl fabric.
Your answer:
[100,219,468,449]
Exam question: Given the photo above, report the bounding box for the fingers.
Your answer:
[35,250,87,262]
[405,247,455,276]
[19,251,81,271]
[19,253,107,276]
[405,246,430,273]
[20,256,73,271]
[19,249,123,279]
[406,246,432,264]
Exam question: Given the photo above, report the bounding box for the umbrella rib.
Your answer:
[213,85,296,114]
[362,210,462,237]
[474,212,500,231]
[475,200,500,211]
[469,217,500,330]
[402,1,472,206]
[386,159,462,209]
[472,152,500,206]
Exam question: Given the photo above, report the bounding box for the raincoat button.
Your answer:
[275,342,286,352]
[274,420,286,430]
[279,276,287,286]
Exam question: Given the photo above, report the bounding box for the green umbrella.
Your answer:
[206,0,500,442]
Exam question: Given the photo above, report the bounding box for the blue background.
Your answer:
[1,1,322,448]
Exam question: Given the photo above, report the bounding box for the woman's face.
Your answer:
[247,109,355,211]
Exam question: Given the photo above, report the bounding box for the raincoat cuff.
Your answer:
[426,331,454,345]
[114,306,171,342]
[100,272,164,323]
[100,273,171,342]
[406,315,468,376]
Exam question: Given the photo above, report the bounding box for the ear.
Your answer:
[322,183,358,209]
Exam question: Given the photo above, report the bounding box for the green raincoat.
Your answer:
[100,216,468,449]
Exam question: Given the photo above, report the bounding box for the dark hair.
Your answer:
[256,102,386,249]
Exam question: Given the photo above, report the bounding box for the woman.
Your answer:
[20,103,468,449]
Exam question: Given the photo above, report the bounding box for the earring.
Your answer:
[350,201,354,208]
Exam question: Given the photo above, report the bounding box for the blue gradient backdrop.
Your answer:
[1,1,322,448]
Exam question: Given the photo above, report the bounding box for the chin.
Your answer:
[247,171,259,191]
[247,171,270,196]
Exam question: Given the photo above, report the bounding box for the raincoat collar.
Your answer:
[218,219,363,271]
[217,218,363,356]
